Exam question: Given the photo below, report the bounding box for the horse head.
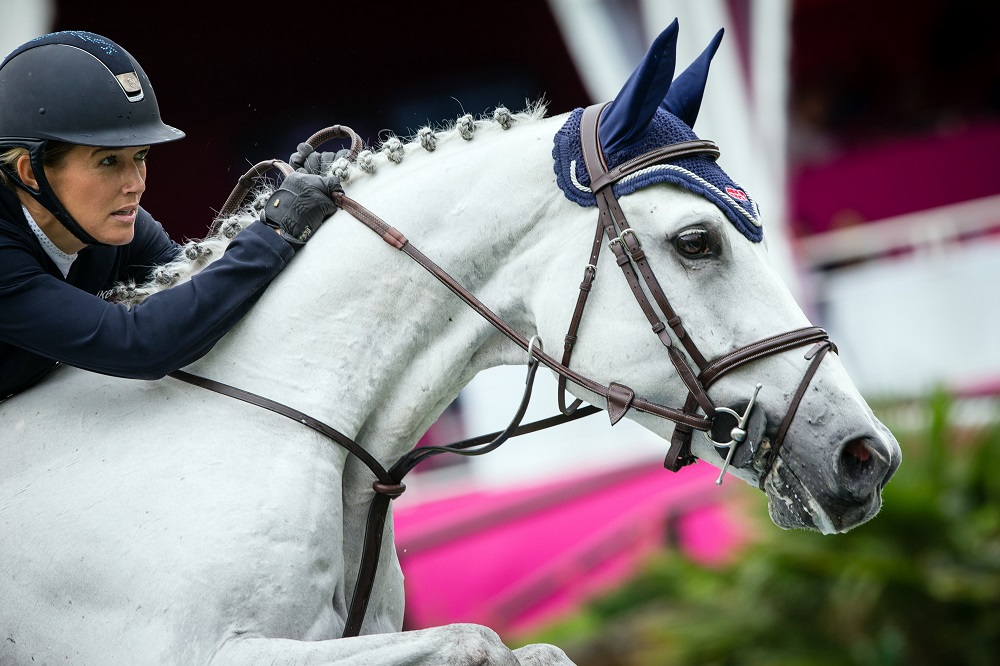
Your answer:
[545,19,900,533]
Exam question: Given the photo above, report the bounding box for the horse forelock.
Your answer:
[110,101,550,306]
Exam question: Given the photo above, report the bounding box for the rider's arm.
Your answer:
[0,218,294,380]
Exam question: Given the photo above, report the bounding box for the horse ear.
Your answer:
[662,28,724,128]
[599,18,679,154]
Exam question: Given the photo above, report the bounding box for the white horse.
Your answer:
[0,22,900,665]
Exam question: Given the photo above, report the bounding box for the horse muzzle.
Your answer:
[760,410,901,533]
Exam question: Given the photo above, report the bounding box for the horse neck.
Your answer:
[190,115,571,460]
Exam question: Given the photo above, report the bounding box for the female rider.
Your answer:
[0,31,336,400]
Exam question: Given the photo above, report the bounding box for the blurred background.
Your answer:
[4,0,998,662]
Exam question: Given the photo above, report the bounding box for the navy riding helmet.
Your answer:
[0,31,185,246]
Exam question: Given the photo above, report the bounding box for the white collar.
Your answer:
[22,205,78,279]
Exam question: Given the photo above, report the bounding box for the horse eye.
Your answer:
[675,229,712,256]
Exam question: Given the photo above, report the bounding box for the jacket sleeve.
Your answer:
[0,220,295,380]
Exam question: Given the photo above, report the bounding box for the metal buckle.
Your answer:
[608,229,641,255]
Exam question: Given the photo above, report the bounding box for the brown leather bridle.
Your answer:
[570,103,837,481]
[170,107,836,637]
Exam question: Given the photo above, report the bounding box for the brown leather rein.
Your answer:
[170,107,835,637]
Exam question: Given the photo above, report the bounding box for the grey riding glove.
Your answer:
[289,142,351,175]
[260,172,342,250]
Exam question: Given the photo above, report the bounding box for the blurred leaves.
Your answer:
[519,391,1000,665]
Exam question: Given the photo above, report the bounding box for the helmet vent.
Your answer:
[115,72,144,102]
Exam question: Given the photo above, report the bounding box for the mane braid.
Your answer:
[110,102,548,307]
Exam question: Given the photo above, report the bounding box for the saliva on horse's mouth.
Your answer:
[761,430,897,534]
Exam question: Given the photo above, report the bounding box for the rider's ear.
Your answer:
[15,153,39,189]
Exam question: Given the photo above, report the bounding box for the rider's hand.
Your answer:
[260,172,342,250]
[288,142,350,175]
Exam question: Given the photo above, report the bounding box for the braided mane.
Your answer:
[111,102,548,306]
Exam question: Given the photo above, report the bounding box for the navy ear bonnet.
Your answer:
[552,21,763,242]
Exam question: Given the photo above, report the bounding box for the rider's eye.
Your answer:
[674,228,712,256]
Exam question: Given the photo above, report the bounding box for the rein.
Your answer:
[170,111,836,637]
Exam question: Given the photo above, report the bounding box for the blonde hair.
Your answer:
[0,147,26,191]
[0,142,75,192]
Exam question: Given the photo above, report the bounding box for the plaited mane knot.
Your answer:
[457,114,475,140]
[218,218,244,239]
[357,149,377,173]
[493,106,513,129]
[417,127,437,152]
[110,281,137,303]
[152,266,178,285]
[251,191,271,212]
[184,242,211,261]
[382,137,405,164]
[331,157,352,181]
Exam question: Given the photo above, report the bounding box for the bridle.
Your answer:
[170,105,836,637]
[570,104,837,482]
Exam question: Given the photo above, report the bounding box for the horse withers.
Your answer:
[0,20,899,666]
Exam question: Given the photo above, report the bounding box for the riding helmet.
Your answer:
[0,31,185,245]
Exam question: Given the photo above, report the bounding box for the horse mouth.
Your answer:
[762,456,883,533]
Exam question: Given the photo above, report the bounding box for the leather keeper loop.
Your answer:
[382,229,407,249]
[654,326,673,348]
[372,481,406,498]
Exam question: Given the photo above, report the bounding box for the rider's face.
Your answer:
[43,144,150,248]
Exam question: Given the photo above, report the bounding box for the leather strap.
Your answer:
[557,223,603,415]
[167,370,401,639]
[169,370,393,485]
[579,104,716,420]
[589,139,721,192]
[663,327,833,471]
[334,192,715,432]
[170,359,598,638]
[761,340,835,488]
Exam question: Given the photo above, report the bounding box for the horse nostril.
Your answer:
[839,437,890,491]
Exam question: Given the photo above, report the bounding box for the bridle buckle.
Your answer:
[608,228,642,256]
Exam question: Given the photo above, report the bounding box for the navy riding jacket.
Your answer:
[0,185,294,399]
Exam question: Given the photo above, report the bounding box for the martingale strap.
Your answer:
[170,360,598,638]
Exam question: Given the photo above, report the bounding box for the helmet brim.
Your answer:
[59,122,186,148]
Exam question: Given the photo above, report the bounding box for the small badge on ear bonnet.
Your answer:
[551,20,763,243]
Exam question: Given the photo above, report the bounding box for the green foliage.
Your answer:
[519,392,1000,665]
